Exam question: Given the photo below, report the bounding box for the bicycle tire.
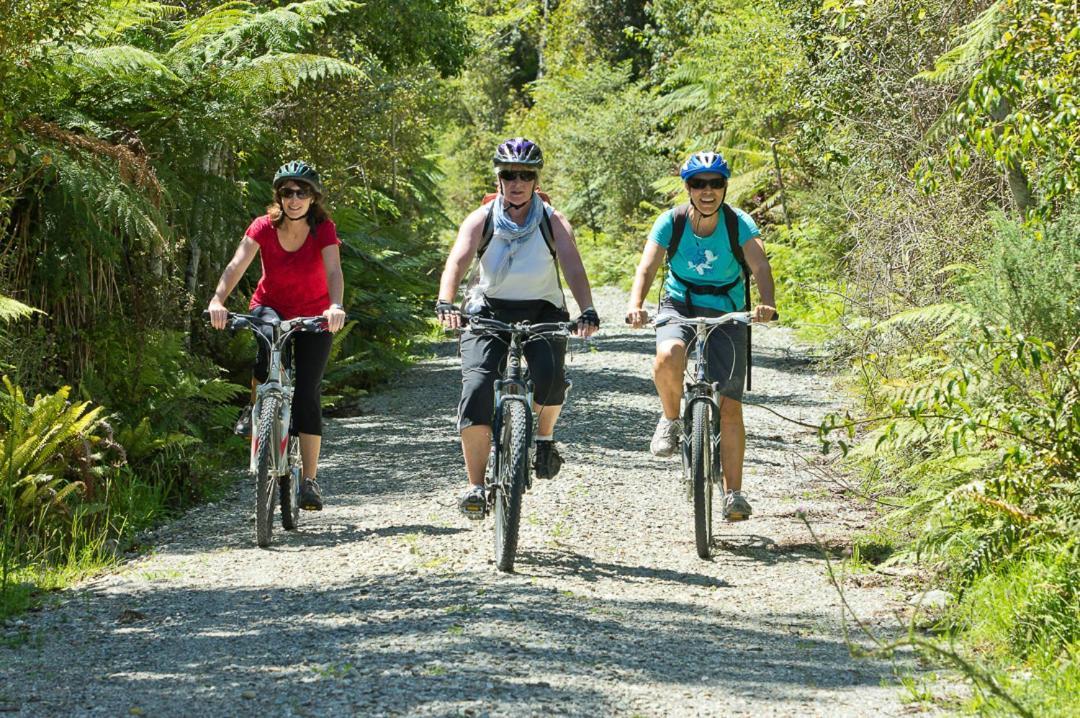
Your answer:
[280,435,301,531]
[254,397,280,548]
[493,400,528,572]
[691,401,713,559]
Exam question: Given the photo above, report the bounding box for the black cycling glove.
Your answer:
[577,307,600,329]
[435,299,458,321]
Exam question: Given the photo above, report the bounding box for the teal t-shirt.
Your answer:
[648,206,760,311]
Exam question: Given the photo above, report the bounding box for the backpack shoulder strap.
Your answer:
[722,203,748,275]
[477,202,496,259]
[667,203,691,263]
[539,207,557,260]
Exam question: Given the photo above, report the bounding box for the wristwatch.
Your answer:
[329,303,344,311]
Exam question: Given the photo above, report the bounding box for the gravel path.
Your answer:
[1,288,920,717]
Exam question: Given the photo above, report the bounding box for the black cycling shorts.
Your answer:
[457,297,569,431]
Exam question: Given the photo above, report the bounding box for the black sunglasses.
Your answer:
[498,170,537,183]
[686,177,727,190]
[278,187,312,199]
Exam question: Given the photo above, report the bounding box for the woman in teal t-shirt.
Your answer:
[625,151,777,523]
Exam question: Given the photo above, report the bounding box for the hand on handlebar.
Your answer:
[574,307,599,338]
[625,306,649,329]
[436,299,463,330]
[752,304,778,323]
[323,305,347,333]
[207,299,230,330]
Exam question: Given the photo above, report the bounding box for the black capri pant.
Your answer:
[251,305,333,436]
[457,298,569,431]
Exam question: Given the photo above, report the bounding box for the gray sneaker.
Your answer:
[649,416,682,457]
[458,485,487,520]
[723,490,752,522]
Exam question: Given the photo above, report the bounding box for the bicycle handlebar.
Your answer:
[465,315,576,337]
[203,310,328,334]
[654,311,752,328]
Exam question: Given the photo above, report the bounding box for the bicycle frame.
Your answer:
[490,329,534,488]
[468,317,573,488]
[216,313,325,477]
[655,312,752,467]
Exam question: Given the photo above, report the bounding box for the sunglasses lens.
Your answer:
[280,188,310,199]
[500,171,536,182]
[688,178,725,190]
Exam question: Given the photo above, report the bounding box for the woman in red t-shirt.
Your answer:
[207,161,347,511]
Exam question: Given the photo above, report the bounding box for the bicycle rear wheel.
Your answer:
[254,397,280,548]
[691,401,714,559]
[280,435,301,531]
[493,400,529,572]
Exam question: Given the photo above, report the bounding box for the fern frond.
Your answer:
[916,1,1007,85]
[220,53,364,93]
[64,44,180,83]
[86,0,184,41]
[0,295,40,323]
[170,0,361,61]
[876,302,981,338]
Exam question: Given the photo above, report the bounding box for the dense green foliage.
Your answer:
[0,0,469,611]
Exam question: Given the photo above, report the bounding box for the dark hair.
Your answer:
[266,187,330,228]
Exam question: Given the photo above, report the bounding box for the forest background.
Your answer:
[0,1,1077,714]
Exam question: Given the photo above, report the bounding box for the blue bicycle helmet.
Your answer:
[273,160,323,195]
[493,137,544,168]
[679,151,731,180]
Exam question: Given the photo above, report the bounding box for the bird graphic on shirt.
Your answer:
[687,249,717,276]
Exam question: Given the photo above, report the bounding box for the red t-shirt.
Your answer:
[246,215,341,319]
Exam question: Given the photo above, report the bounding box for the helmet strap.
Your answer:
[498,179,534,211]
[280,200,310,223]
[689,197,720,219]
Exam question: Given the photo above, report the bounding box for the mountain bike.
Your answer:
[654,311,754,559]
[206,311,328,548]
[463,315,576,572]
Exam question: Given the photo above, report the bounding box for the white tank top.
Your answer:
[467,208,564,310]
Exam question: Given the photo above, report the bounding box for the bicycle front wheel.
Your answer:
[493,400,528,572]
[280,435,301,531]
[254,397,280,548]
[691,401,714,559]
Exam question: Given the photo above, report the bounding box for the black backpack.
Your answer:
[663,202,755,390]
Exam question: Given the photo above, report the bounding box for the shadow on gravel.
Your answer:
[585,334,656,356]
[710,534,827,567]
[13,575,895,716]
[515,548,732,588]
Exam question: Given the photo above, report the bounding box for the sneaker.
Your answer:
[233,405,252,436]
[458,485,486,520]
[299,478,323,511]
[723,490,752,522]
[649,416,682,458]
[533,440,564,479]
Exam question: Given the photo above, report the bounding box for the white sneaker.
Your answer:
[649,416,682,458]
[723,490,752,521]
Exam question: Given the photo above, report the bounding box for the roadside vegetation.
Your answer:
[2,0,1076,713]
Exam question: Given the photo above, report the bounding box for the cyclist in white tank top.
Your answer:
[435,138,600,518]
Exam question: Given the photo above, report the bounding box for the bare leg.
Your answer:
[653,340,687,419]
[534,402,563,436]
[717,398,745,492]
[462,424,492,487]
[299,432,321,479]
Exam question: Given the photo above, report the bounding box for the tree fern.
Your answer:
[0,296,38,323]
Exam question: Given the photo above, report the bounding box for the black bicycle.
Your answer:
[655,311,754,559]
[206,311,327,547]
[463,315,575,572]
